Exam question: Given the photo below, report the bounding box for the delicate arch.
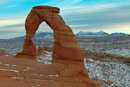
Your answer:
[16,6,84,61]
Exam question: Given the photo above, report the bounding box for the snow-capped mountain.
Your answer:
[34,31,129,39]
[33,32,54,39]
[36,31,129,39]
[0,32,54,43]
[110,32,129,36]
[76,31,129,38]
[0,31,129,43]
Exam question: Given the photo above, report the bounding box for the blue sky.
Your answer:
[0,0,130,39]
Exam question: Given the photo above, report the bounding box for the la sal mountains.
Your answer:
[0,32,54,43]
[0,31,129,43]
[76,31,129,38]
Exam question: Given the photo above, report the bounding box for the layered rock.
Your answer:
[16,6,84,62]
[37,45,44,55]
[0,56,102,87]
[16,38,36,59]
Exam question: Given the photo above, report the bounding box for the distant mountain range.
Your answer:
[76,31,129,38]
[0,31,129,43]
[33,32,54,39]
[0,32,53,43]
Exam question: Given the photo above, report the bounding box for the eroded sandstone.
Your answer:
[16,6,84,62]
[13,5,102,87]
[0,56,102,87]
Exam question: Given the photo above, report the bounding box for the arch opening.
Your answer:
[34,22,54,49]
[34,22,54,63]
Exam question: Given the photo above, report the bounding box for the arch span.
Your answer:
[16,6,84,62]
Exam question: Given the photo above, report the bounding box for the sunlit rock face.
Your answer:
[16,38,36,59]
[0,56,102,87]
[16,6,84,62]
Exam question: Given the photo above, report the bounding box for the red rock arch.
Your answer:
[16,6,84,62]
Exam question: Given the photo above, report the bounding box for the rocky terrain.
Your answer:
[0,34,130,57]
[0,55,103,87]
[37,49,130,87]
[77,36,130,57]
[0,41,130,87]
[84,50,130,87]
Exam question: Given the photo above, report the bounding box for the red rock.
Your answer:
[0,55,102,87]
[0,53,2,55]
[0,77,31,87]
[43,46,53,52]
[16,6,84,61]
[14,6,102,87]
[16,38,36,59]
[0,50,9,55]
[37,45,44,55]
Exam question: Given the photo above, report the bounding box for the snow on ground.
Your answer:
[105,49,130,57]
[36,51,130,87]
[85,58,130,87]
[37,51,52,64]
[77,36,130,57]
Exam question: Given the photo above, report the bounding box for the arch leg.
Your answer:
[16,11,43,59]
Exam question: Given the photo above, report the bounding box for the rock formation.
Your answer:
[43,45,53,52]
[14,6,102,87]
[37,45,44,55]
[16,38,36,59]
[16,6,84,62]
[0,49,9,56]
[0,55,102,87]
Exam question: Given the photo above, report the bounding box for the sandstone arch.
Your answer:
[16,6,84,62]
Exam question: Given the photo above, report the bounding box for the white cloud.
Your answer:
[0,19,25,27]
[57,0,82,7]
[60,6,84,11]
[60,3,117,14]
[103,24,130,34]
[6,5,18,8]
[69,24,88,28]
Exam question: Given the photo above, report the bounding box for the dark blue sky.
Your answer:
[0,0,130,38]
